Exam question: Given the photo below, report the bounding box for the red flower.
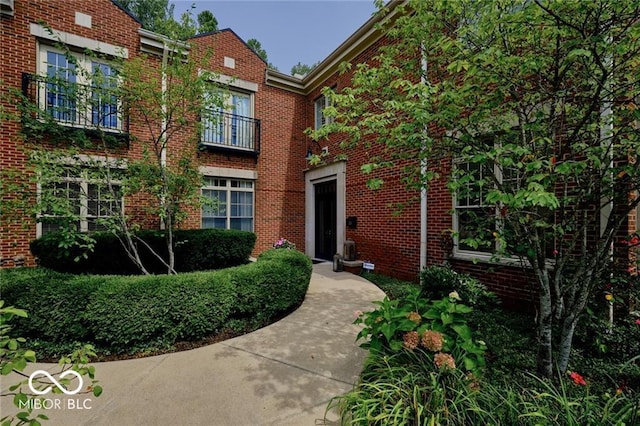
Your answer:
[635,319,640,325]
[569,371,587,386]
[631,236,640,245]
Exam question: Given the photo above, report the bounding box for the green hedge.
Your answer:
[29,229,257,275]
[0,249,312,355]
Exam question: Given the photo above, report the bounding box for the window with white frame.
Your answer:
[314,94,333,129]
[453,136,537,257]
[201,88,255,149]
[202,177,254,231]
[39,46,121,130]
[453,160,497,253]
[39,168,123,235]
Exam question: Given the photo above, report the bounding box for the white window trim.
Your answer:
[451,157,555,268]
[314,94,333,130]
[31,23,129,58]
[201,85,256,149]
[35,155,126,237]
[201,171,256,232]
[37,43,124,132]
[36,174,124,237]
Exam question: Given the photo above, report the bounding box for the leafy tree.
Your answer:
[119,0,218,39]
[197,10,218,34]
[290,61,319,77]
[247,38,278,71]
[14,30,223,274]
[118,0,176,34]
[312,0,640,377]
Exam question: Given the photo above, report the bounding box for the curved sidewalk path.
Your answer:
[1,262,385,426]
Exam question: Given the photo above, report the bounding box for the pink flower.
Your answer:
[631,236,639,245]
[421,330,444,352]
[552,249,558,256]
[634,319,640,325]
[403,331,419,350]
[434,352,456,370]
[569,371,587,386]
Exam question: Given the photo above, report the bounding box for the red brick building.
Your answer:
[1,0,549,305]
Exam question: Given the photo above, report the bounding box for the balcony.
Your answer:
[21,73,129,144]
[201,110,260,156]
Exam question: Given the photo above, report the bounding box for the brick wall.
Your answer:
[182,30,308,256]
[0,0,143,266]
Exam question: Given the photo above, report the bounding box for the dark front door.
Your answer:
[314,180,336,260]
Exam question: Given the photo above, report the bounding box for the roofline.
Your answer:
[139,28,191,56]
[190,28,269,66]
[265,0,406,95]
[110,0,142,25]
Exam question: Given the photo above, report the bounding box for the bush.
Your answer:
[232,249,312,323]
[0,248,312,355]
[0,268,100,343]
[420,265,497,308]
[30,228,256,274]
[355,287,486,376]
[85,272,236,353]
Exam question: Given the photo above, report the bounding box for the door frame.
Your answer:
[305,161,346,260]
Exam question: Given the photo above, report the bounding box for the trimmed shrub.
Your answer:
[0,268,100,343]
[0,248,312,355]
[30,229,256,274]
[85,272,236,353]
[420,265,497,308]
[232,249,312,322]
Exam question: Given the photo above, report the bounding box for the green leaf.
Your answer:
[452,324,472,340]
[93,385,103,397]
[440,312,453,325]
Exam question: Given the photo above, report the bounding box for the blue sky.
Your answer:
[171,1,378,75]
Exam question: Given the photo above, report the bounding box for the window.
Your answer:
[453,140,552,258]
[39,168,123,235]
[39,46,121,130]
[314,94,333,129]
[202,177,254,231]
[454,160,497,253]
[202,89,256,150]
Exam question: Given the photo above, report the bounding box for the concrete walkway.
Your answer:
[1,262,385,426]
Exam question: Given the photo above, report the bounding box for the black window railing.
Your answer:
[21,73,129,136]
[201,110,260,155]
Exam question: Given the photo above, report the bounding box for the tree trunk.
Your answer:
[557,313,578,374]
[537,283,554,378]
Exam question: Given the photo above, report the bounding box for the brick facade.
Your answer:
[2,0,593,307]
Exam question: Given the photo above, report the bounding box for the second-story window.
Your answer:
[202,89,256,150]
[38,46,121,131]
[314,94,333,130]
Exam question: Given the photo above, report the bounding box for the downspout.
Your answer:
[419,44,428,271]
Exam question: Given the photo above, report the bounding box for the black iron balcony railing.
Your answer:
[201,110,260,155]
[21,73,129,138]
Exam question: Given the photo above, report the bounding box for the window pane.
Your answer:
[40,170,121,236]
[230,191,253,217]
[230,218,253,231]
[46,51,77,123]
[314,96,325,129]
[202,217,227,229]
[457,207,495,253]
[91,62,119,129]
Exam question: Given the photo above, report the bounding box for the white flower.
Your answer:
[449,291,461,301]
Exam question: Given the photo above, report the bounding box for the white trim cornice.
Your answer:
[30,23,129,58]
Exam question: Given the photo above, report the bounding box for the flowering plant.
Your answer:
[273,238,296,250]
[354,287,486,376]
